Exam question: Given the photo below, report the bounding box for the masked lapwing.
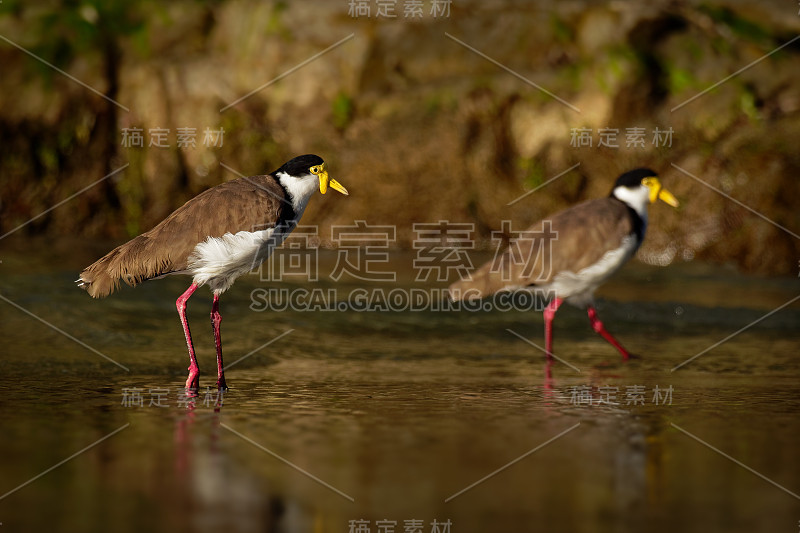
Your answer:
[449,168,678,363]
[78,154,348,390]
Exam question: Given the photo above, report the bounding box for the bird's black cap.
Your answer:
[276,154,324,177]
[612,168,658,190]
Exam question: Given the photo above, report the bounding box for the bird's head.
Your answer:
[611,168,679,214]
[280,154,349,196]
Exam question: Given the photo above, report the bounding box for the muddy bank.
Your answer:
[1,0,798,274]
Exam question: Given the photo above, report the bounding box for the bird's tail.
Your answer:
[76,235,174,298]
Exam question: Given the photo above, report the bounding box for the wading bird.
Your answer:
[449,168,678,366]
[78,154,348,390]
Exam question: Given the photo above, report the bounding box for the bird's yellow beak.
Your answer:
[318,169,349,195]
[643,177,679,207]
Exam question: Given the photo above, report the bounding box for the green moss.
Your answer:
[550,14,573,44]
[423,90,457,116]
[117,151,146,237]
[699,5,771,44]
[667,64,696,94]
[331,92,354,130]
[609,44,638,64]
[266,1,290,37]
[710,35,732,56]
[37,146,59,173]
[686,40,704,61]
[518,158,545,190]
[596,45,637,93]
[557,60,585,93]
[0,0,24,16]
[424,95,442,116]
[739,87,760,121]
[128,23,151,57]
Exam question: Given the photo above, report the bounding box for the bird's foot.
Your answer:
[185,369,200,391]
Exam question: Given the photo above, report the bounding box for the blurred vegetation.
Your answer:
[331,92,354,131]
[0,0,799,275]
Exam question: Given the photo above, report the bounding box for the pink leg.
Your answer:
[211,293,227,390]
[587,305,630,360]
[176,283,200,390]
[543,298,563,363]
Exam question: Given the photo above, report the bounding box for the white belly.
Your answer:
[548,235,638,307]
[187,227,290,293]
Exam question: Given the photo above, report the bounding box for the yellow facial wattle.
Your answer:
[312,163,349,195]
[642,177,679,207]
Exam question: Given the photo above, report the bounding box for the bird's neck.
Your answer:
[276,171,317,221]
[611,186,649,222]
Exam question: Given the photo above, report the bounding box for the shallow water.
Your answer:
[0,242,798,532]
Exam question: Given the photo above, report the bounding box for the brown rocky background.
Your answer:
[1,0,799,275]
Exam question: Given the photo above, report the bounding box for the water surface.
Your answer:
[1,242,798,532]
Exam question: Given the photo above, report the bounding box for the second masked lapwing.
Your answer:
[449,168,678,363]
[77,154,348,390]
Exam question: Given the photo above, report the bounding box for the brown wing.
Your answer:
[78,175,291,298]
[449,198,634,300]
